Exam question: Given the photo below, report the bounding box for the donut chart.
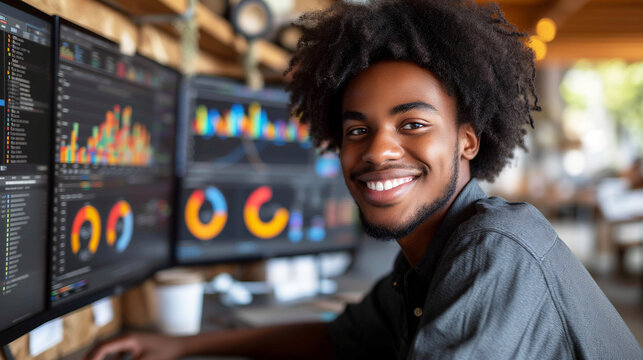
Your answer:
[71,205,101,260]
[185,187,228,240]
[244,186,289,239]
[107,200,134,252]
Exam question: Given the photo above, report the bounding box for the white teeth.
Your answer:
[366,177,414,192]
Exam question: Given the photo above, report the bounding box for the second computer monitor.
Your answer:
[0,0,52,345]
[49,19,177,307]
[175,76,358,264]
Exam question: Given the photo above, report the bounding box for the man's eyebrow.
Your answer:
[390,101,437,115]
[342,111,366,122]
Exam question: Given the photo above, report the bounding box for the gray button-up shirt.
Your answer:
[329,179,642,359]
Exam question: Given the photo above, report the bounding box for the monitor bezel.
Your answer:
[0,0,54,346]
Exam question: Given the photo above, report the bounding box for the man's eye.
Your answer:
[401,122,425,130]
[347,128,367,136]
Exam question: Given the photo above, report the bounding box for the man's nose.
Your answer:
[361,129,403,165]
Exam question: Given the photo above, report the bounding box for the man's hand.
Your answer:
[83,322,334,360]
[83,332,183,360]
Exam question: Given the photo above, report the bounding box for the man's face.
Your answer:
[340,61,461,239]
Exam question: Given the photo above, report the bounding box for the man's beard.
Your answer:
[358,147,460,241]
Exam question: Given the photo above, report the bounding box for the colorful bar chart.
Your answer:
[192,102,309,143]
[59,42,74,61]
[58,105,154,166]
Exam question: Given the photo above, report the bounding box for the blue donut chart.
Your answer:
[107,200,134,253]
[116,214,134,252]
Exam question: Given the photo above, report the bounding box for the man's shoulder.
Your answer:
[454,196,559,261]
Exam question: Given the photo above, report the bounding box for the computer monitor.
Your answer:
[49,18,178,309]
[175,76,358,265]
[0,0,52,345]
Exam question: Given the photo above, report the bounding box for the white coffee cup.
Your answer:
[154,269,205,335]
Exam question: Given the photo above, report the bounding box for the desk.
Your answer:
[58,240,399,360]
[58,292,354,360]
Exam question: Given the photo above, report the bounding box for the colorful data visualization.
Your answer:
[71,205,101,258]
[192,102,309,143]
[243,186,290,239]
[59,42,75,61]
[106,200,134,253]
[70,200,135,261]
[182,183,333,247]
[58,105,154,166]
[185,187,228,241]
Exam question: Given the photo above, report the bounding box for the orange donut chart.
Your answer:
[243,186,289,239]
[71,205,101,255]
[106,200,134,252]
[185,187,228,241]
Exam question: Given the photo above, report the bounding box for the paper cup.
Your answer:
[154,269,204,335]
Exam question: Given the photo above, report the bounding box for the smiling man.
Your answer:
[86,1,642,359]
[339,61,471,268]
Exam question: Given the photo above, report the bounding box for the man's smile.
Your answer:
[353,169,423,206]
[365,176,414,191]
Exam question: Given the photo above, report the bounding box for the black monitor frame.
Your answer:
[173,75,361,267]
[0,0,53,346]
[44,16,179,319]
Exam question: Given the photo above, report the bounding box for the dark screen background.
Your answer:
[50,23,176,307]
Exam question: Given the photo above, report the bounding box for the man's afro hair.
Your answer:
[286,0,540,182]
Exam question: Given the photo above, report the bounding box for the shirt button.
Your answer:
[392,281,398,287]
[413,307,423,317]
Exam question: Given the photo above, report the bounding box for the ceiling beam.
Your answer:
[556,3,643,36]
[544,36,643,63]
[532,0,591,29]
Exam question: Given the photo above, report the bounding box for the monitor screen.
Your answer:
[175,76,358,264]
[49,20,177,307]
[0,0,51,338]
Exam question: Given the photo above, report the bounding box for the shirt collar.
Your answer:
[410,178,487,282]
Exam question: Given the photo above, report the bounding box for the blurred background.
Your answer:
[478,0,643,343]
[1,0,640,357]
[92,0,643,345]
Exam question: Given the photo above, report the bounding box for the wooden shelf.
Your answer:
[25,0,139,52]
[106,0,291,73]
[196,51,245,78]
[138,25,183,69]
[254,39,291,74]
[194,3,291,73]
[107,0,188,16]
[195,2,240,60]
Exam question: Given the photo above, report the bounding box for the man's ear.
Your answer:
[459,123,480,161]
